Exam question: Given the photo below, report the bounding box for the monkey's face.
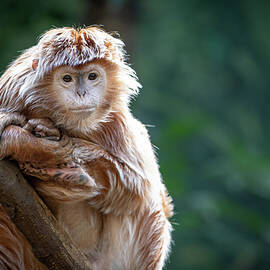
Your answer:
[52,63,107,118]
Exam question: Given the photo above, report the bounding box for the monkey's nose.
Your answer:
[77,89,87,97]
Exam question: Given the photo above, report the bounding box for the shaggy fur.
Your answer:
[0,27,173,270]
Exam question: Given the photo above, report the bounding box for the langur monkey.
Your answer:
[0,27,173,270]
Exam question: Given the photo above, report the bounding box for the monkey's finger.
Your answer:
[42,136,60,141]
[22,122,34,132]
[23,118,57,132]
[35,124,60,138]
[27,118,55,128]
[46,167,96,187]
[23,118,60,139]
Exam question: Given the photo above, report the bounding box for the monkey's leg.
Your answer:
[0,112,26,135]
[0,204,47,270]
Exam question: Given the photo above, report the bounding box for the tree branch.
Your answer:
[0,160,92,270]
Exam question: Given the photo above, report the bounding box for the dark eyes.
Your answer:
[88,72,98,80]
[63,75,72,82]
[62,73,98,82]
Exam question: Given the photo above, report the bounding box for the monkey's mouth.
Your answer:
[69,106,96,113]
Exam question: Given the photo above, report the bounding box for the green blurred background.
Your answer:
[1,0,270,269]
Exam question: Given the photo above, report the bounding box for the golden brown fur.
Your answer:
[0,27,173,270]
[0,205,47,270]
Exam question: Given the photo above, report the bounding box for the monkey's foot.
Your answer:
[19,162,96,188]
[23,118,60,141]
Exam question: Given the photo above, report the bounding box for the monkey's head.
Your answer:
[0,27,141,134]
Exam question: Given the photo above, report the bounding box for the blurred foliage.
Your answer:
[1,0,270,269]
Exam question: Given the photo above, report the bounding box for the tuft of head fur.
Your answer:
[35,27,125,80]
[0,27,141,133]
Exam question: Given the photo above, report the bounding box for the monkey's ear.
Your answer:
[32,59,39,70]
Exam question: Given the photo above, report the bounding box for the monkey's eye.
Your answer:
[63,75,72,82]
[88,72,98,80]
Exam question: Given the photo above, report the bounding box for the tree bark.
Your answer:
[0,160,92,270]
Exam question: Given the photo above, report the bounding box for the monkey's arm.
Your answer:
[0,112,26,135]
[79,142,149,214]
[1,125,154,214]
[0,125,71,163]
[20,137,147,213]
[40,138,151,214]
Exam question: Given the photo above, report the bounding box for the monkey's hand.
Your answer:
[23,118,61,141]
[0,112,27,136]
[0,125,71,164]
[19,161,96,188]
[0,125,97,200]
